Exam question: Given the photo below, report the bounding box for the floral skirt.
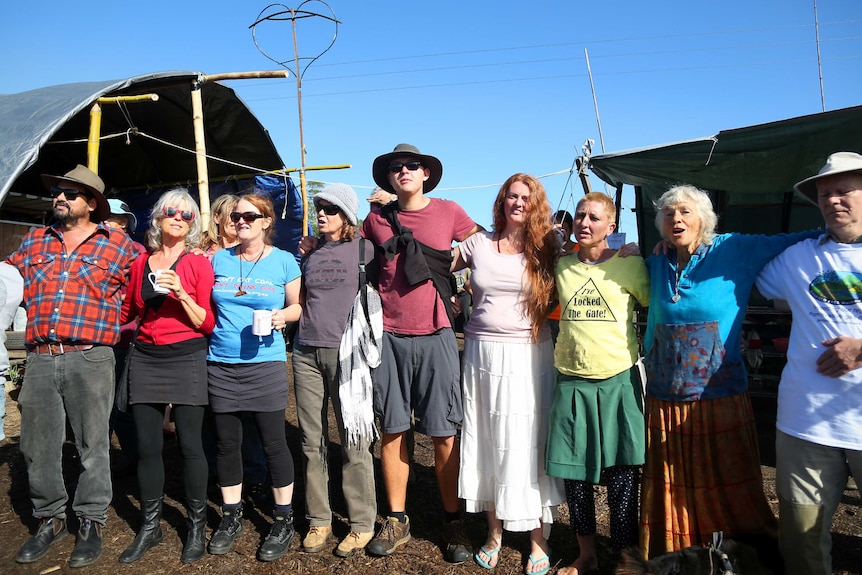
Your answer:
[639,392,778,557]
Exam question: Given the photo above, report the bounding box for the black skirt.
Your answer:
[206,361,289,413]
[128,338,209,406]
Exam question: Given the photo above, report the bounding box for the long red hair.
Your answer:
[492,173,557,341]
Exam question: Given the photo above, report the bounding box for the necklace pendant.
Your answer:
[235,289,247,297]
[671,293,681,303]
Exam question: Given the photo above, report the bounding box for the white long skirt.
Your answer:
[458,337,564,533]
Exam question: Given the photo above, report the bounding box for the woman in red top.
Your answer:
[117,188,215,565]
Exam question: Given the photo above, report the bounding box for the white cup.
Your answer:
[252,309,273,336]
[147,269,170,294]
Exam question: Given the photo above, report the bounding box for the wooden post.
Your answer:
[190,79,211,231]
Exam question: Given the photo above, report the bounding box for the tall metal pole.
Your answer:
[813,0,826,112]
[290,10,310,234]
[585,48,606,154]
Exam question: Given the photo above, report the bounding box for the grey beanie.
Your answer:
[314,183,359,225]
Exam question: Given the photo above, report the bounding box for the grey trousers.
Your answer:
[18,346,115,524]
[776,429,862,575]
[292,344,377,532]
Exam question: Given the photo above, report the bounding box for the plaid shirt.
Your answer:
[7,223,136,346]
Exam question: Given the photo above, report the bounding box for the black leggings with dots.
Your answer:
[564,465,640,553]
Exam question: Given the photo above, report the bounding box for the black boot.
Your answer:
[70,518,103,568]
[258,507,295,562]
[208,502,243,555]
[118,498,163,563]
[181,499,208,564]
[15,517,68,564]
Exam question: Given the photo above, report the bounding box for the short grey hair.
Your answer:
[146,188,203,250]
[653,184,718,246]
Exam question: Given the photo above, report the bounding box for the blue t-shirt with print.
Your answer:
[208,246,300,363]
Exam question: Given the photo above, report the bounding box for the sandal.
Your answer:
[475,545,500,569]
[526,551,551,575]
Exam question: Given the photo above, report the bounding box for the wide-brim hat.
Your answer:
[107,198,138,232]
[41,164,110,222]
[794,151,862,205]
[372,143,443,194]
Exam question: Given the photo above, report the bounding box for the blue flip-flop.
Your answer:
[525,551,551,575]
[475,545,500,569]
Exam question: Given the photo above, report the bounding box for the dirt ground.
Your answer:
[1,361,860,575]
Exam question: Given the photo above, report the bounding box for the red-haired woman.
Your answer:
[455,174,564,575]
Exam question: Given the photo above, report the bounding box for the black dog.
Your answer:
[616,534,771,575]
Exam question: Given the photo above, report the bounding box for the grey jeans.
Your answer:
[18,346,115,524]
[292,344,377,532]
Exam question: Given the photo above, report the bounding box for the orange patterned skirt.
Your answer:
[639,392,777,558]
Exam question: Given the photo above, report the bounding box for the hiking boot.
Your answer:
[366,516,411,556]
[443,519,472,563]
[257,509,295,562]
[208,503,243,555]
[335,530,374,557]
[15,517,68,563]
[301,525,331,553]
[70,519,103,568]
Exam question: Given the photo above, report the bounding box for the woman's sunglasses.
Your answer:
[50,186,91,201]
[163,206,195,222]
[229,211,266,223]
[316,204,341,216]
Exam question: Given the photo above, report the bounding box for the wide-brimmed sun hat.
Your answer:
[41,164,110,222]
[794,151,862,205]
[372,143,443,194]
[107,198,138,232]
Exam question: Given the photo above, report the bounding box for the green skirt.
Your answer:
[545,366,645,483]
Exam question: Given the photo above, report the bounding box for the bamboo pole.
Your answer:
[87,94,158,175]
[202,70,289,82]
[190,80,211,230]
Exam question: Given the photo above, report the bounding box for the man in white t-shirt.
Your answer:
[756,151,862,575]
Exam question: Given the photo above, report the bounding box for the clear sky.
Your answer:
[2,0,860,238]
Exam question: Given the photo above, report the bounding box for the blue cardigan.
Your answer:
[644,230,820,401]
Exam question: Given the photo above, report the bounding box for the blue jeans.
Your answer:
[18,346,115,524]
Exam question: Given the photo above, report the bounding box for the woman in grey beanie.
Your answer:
[292,183,377,556]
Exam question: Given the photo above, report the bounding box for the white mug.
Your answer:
[147,269,170,294]
[252,309,273,336]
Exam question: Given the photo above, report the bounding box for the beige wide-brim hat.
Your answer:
[372,143,443,194]
[794,151,862,205]
[41,164,110,222]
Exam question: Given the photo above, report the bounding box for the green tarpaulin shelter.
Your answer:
[588,105,862,249]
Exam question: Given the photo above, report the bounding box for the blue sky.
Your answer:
[2,1,860,238]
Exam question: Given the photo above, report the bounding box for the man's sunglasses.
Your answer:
[229,211,266,223]
[316,204,341,216]
[388,161,423,173]
[163,206,195,222]
[50,187,91,201]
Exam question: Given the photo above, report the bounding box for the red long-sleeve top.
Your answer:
[121,252,215,344]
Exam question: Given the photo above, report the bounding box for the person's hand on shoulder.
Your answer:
[298,235,319,257]
[368,188,397,206]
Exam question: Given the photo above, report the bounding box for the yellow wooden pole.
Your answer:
[86,94,158,175]
[87,103,102,174]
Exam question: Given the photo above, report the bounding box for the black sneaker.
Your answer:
[442,519,472,563]
[257,511,295,562]
[208,503,243,555]
[15,517,68,563]
[366,516,411,556]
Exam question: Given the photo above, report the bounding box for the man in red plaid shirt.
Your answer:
[7,165,136,568]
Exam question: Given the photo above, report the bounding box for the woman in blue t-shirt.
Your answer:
[206,193,302,562]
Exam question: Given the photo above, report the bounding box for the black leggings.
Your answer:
[214,410,294,488]
[565,465,640,553]
[132,403,207,501]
